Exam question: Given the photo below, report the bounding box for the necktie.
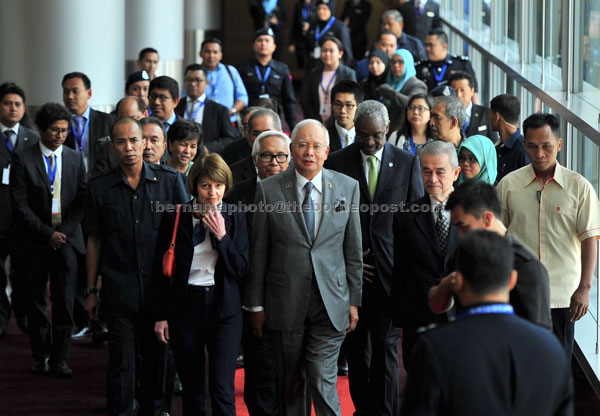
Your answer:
[5,130,16,150]
[436,204,449,256]
[368,155,378,200]
[49,153,62,227]
[73,115,84,148]
[344,133,351,148]
[462,120,469,133]
[192,221,206,246]
[188,100,198,120]
[303,182,315,241]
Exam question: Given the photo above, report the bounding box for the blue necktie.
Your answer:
[192,222,206,246]
[73,115,85,148]
[303,182,315,241]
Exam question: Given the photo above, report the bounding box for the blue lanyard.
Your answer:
[302,5,310,21]
[457,303,514,319]
[408,135,416,155]
[1,132,13,154]
[319,68,338,95]
[315,17,336,43]
[433,64,447,83]
[185,98,206,121]
[44,155,58,192]
[71,116,90,151]
[255,65,272,88]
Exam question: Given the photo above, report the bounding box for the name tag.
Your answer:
[312,46,321,59]
[478,125,487,132]
[320,102,329,115]
[2,167,9,185]
[97,136,111,145]
[52,198,60,215]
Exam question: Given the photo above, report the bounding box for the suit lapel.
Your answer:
[346,145,370,201]
[31,145,51,190]
[16,127,34,151]
[279,169,311,243]
[414,197,441,254]
[0,138,10,163]
[374,144,394,201]
[314,169,334,243]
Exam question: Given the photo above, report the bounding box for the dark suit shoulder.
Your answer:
[87,167,119,185]
[149,163,180,177]
[205,98,229,112]
[91,108,115,123]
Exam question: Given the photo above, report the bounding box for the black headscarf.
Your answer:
[362,49,390,100]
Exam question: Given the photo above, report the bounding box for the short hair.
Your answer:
[376,30,397,42]
[434,96,466,127]
[112,117,143,137]
[0,82,26,103]
[354,100,389,126]
[201,38,223,52]
[456,230,514,296]
[248,108,282,132]
[184,63,205,75]
[115,96,147,116]
[187,153,233,197]
[138,47,158,60]
[149,76,179,100]
[35,103,72,132]
[291,119,330,147]
[448,71,475,89]
[251,131,291,158]
[490,94,520,124]
[240,106,261,120]
[382,9,403,23]
[398,93,434,137]
[319,35,343,52]
[62,72,91,89]
[522,113,560,138]
[140,116,166,140]
[331,80,364,104]
[253,97,279,112]
[167,119,203,144]
[428,28,448,45]
[446,180,502,219]
[420,140,459,169]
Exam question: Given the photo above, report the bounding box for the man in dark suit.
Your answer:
[10,103,86,376]
[326,100,423,415]
[0,82,40,336]
[175,64,239,154]
[246,119,363,416]
[325,81,363,153]
[392,140,461,367]
[62,72,117,178]
[381,9,426,62]
[412,0,442,42]
[449,71,495,140]
[429,180,552,329]
[230,109,282,184]
[401,230,573,416]
[222,106,260,165]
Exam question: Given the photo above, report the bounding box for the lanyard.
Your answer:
[185,98,206,121]
[1,132,13,153]
[433,64,447,83]
[72,116,90,151]
[315,17,336,43]
[44,154,58,192]
[457,303,514,319]
[408,135,416,155]
[319,68,338,97]
[302,5,310,21]
[255,65,272,88]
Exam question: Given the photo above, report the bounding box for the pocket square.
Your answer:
[334,198,347,211]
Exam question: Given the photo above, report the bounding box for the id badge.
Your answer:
[259,93,270,99]
[312,46,321,59]
[52,198,60,215]
[2,166,9,185]
[320,102,329,116]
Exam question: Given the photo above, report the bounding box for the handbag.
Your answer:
[162,204,181,278]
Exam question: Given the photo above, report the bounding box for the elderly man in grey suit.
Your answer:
[246,119,363,416]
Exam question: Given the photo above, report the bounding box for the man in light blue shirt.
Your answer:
[200,38,248,122]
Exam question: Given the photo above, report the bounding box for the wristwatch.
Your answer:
[85,287,98,296]
[230,107,237,115]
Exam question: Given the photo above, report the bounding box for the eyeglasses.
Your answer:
[184,77,207,84]
[295,142,325,153]
[149,93,172,102]
[458,155,479,164]
[332,102,356,110]
[48,127,69,136]
[259,152,289,163]
[407,105,430,113]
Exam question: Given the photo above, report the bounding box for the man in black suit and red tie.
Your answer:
[0,82,40,336]
[10,103,87,377]
[325,100,423,415]
[391,140,461,367]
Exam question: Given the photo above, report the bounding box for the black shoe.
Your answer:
[48,361,73,378]
[31,357,49,374]
[91,325,109,346]
[16,316,28,335]
[337,357,349,376]
[71,326,93,340]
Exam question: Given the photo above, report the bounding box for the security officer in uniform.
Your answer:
[238,28,297,130]
[305,0,353,68]
[416,28,478,95]
[85,117,188,416]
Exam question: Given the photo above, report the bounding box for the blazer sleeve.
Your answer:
[343,180,363,306]
[9,151,55,242]
[151,210,175,322]
[215,210,249,283]
[407,153,425,203]
[391,212,408,328]
[213,105,240,154]
[245,182,269,307]
[301,70,320,121]
[61,151,88,237]
[281,66,298,129]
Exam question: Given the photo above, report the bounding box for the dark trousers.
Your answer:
[170,285,242,416]
[72,253,89,329]
[242,309,279,416]
[551,307,575,359]
[0,239,11,332]
[105,311,169,416]
[345,280,400,416]
[15,245,77,363]
[1,238,27,330]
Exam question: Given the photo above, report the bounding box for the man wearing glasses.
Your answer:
[175,64,238,155]
[326,80,364,152]
[148,76,180,133]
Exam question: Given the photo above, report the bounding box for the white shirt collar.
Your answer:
[39,141,63,157]
[360,146,384,165]
[334,121,355,141]
[73,105,91,120]
[295,169,323,194]
[465,101,473,119]
[0,121,19,136]
[187,93,206,104]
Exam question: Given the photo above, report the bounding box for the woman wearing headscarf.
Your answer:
[457,135,498,185]
[378,48,428,134]
[360,49,390,101]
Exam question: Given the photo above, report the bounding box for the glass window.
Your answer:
[482,0,491,26]
[507,0,519,42]
[582,1,600,89]
[534,0,563,70]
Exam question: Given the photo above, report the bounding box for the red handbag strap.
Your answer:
[170,204,181,246]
